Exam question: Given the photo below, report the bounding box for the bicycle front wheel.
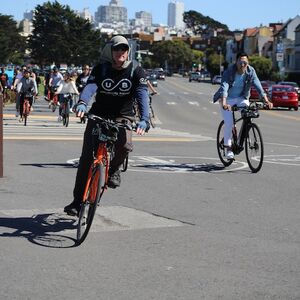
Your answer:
[77,163,106,244]
[149,105,156,128]
[245,123,264,173]
[216,120,233,167]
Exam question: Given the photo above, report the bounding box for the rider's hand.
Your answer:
[265,100,273,110]
[223,104,231,111]
[136,120,149,136]
[74,103,87,118]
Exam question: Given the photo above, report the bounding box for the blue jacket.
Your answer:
[213,64,266,102]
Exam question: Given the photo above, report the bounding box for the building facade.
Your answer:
[168,1,185,30]
[95,0,127,24]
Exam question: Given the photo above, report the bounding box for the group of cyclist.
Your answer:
[63,37,273,216]
[2,35,272,218]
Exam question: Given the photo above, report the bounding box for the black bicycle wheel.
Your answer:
[62,114,66,126]
[76,164,106,244]
[65,102,70,127]
[149,105,156,128]
[216,120,234,167]
[51,103,56,112]
[121,155,129,172]
[245,123,264,173]
[65,114,69,127]
[24,114,27,126]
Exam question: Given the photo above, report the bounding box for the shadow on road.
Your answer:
[0,213,77,248]
[20,163,74,168]
[133,162,225,172]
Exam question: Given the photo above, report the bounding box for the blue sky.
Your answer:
[1,0,299,31]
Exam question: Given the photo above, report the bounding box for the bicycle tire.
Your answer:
[149,105,156,128]
[76,163,106,244]
[51,103,56,112]
[121,154,129,172]
[216,120,234,167]
[65,102,70,127]
[245,123,264,173]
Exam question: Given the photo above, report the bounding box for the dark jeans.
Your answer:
[73,118,133,204]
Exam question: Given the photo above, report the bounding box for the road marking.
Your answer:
[188,101,200,106]
[264,155,300,166]
[167,102,177,105]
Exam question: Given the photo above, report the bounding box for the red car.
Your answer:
[250,81,274,100]
[270,85,299,111]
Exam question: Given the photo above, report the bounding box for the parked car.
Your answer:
[189,72,201,82]
[212,75,222,85]
[278,81,300,95]
[250,80,274,101]
[270,85,299,111]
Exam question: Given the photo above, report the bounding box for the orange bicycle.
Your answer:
[21,91,34,126]
[48,87,59,112]
[76,114,133,244]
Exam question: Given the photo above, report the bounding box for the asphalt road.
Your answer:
[1,76,300,299]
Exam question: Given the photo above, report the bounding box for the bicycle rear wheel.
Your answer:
[245,123,264,173]
[216,120,234,167]
[77,163,106,244]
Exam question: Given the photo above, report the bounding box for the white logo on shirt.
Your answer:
[102,78,132,92]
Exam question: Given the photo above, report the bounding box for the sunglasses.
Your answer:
[238,61,248,66]
[112,45,129,52]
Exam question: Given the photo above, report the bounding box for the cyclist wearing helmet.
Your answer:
[64,35,150,216]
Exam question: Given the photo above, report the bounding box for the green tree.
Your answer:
[29,1,102,66]
[150,40,194,71]
[183,10,230,36]
[0,14,26,64]
[249,55,272,80]
[206,52,224,76]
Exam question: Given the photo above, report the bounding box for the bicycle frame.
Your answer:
[231,109,249,155]
[82,142,110,204]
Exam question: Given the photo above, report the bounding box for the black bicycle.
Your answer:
[133,92,156,128]
[60,94,73,127]
[216,103,264,173]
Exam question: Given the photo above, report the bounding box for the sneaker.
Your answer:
[57,115,62,122]
[64,201,80,216]
[19,116,23,122]
[225,149,234,160]
[15,112,19,118]
[107,169,121,188]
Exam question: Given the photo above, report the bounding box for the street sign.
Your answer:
[276,53,284,62]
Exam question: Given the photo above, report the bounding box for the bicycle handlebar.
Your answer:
[87,113,135,131]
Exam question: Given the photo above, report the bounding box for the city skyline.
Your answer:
[1,0,300,31]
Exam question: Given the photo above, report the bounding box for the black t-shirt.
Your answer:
[88,62,147,118]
